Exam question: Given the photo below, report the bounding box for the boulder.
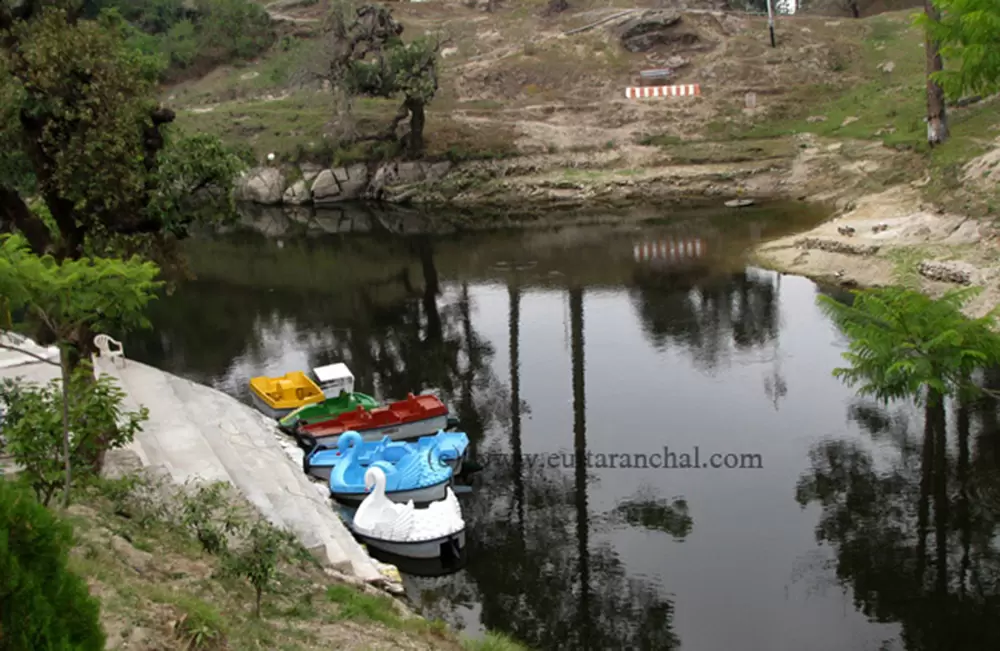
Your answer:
[311,169,339,202]
[234,167,285,205]
[917,260,975,285]
[335,164,370,199]
[300,162,323,183]
[613,10,694,53]
[795,237,879,256]
[283,180,311,205]
[312,165,370,203]
[426,161,453,181]
[395,162,427,185]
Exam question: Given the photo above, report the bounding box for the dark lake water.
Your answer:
[126,203,1000,651]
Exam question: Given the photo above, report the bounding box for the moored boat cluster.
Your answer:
[248,362,474,567]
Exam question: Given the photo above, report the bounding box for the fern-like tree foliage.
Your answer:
[0,233,162,506]
[0,481,106,651]
[917,0,1000,99]
[817,286,1000,406]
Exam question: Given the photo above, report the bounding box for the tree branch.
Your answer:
[0,342,59,367]
[0,186,52,254]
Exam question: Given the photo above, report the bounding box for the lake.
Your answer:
[126,202,1000,651]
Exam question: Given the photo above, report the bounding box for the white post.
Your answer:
[766,0,776,47]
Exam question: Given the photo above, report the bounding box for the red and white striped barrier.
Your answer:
[633,238,705,263]
[625,84,701,99]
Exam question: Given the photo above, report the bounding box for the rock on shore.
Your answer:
[234,160,455,206]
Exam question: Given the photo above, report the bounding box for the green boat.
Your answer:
[277,391,380,433]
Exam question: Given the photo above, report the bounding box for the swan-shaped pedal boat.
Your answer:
[347,462,465,560]
[303,429,469,485]
[323,430,464,506]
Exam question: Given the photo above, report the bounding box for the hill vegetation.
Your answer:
[136,0,996,215]
[0,467,527,651]
[86,0,276,80]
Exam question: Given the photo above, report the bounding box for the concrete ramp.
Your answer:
[93,357,382,582]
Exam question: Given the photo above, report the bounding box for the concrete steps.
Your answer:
[106,360,230,485]
[94,357,381,582]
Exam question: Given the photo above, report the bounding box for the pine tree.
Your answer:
[0,481,105,651]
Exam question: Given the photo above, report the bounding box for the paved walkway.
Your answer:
[0,336,384,583]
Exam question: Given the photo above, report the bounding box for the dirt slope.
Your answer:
[167,0,870,163]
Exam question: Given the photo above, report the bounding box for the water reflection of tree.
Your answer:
[631,268,781,370]
[129,233,509,450]
[134,230,688,648]
[795,395,1000,650]
[453,285,681,651]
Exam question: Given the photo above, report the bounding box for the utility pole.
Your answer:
[766,0,776,48]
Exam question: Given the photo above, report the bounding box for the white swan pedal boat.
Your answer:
[346,462,465,560]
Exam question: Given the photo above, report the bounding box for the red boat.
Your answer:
[295,393,450,448]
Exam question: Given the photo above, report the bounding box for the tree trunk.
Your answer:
[416,237,441,342]
[916,396,936,583]
[956,399,971,598]
[60,348,72,509]
[569,287,591,648]
[923,0,949,145]
[405,99,425,155]
[931,394,948,596]
[508,283,524,541]
[255,586,263,618]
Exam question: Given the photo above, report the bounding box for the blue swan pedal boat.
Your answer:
[303,429,469,481]
[322,430,466,506]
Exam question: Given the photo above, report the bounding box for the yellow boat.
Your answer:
[249,371,325,419]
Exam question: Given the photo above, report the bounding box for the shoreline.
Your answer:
[751,184,1000,318]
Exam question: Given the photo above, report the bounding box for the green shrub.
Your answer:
[91,0,275,77]
[194,0,274,63]
[0,481,106,651]
[173,595,228,649]
[0,366,148,507]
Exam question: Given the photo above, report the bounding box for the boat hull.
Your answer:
[297,414,450,449]
[331,477,451,507]
[305,454,465,484]
[250,392,296,420]
[351,528,466,560]
[278,392,380,433]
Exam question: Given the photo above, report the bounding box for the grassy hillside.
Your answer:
[704,11,1000,214]
[58,472,527,651]
[154,0,998,213]
[165,0,879,161]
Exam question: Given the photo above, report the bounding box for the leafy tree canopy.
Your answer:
[0,1,245,262]
[919,0,1000,98]
[817,286,1000,405]
[0,233,164,345]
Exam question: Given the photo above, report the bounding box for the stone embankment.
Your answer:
[235,153,791,211]
[235,160,454,206]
